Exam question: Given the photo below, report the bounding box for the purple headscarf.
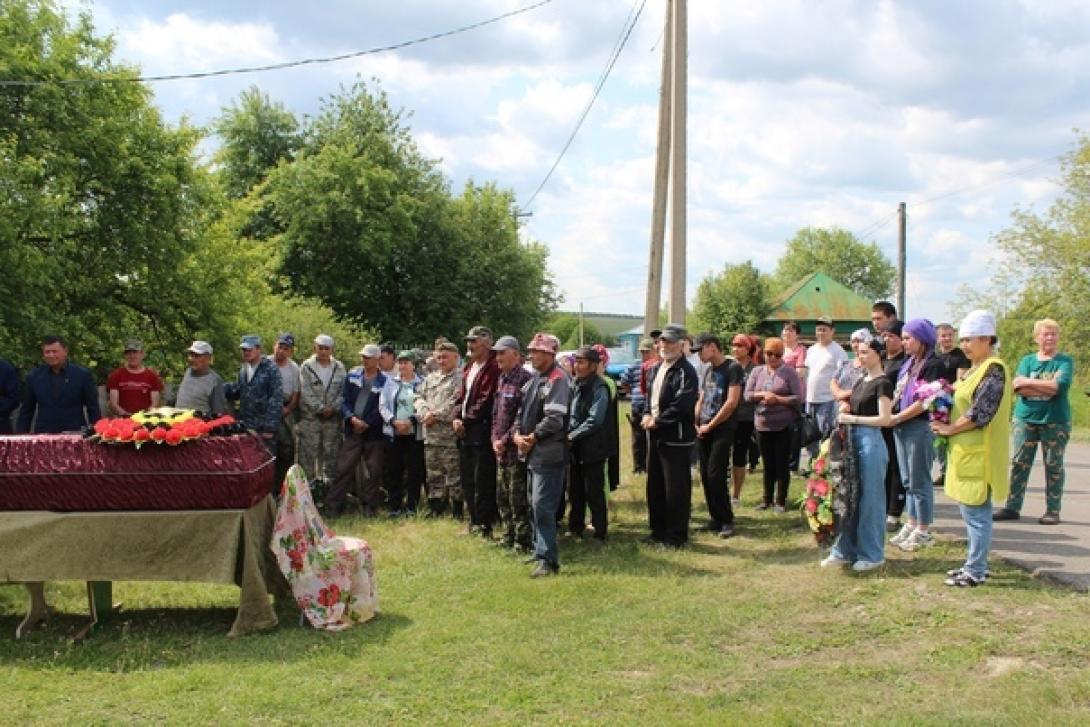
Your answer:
[897,318,937,411]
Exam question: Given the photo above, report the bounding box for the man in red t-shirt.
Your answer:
[106,338,164,416]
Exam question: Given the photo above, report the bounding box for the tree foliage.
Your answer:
[690,262,771,336]
[263,82,556,344]
[213,86,300,200]
[772,227,896,302]
[543,314,607,350]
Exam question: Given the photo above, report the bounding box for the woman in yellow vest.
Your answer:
[930,310,1012,587]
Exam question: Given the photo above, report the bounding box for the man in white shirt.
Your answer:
[803,316,846,452]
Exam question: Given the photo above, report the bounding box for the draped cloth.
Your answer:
[827,424,861,532]
[271,465,377,630]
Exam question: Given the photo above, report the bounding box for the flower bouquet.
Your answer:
[83,407,242,449]
[913,379,954,452]
[798,438,836,546]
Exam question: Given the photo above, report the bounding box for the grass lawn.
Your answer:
[3,414,1090,724]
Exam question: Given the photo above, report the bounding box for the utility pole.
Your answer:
[897,202,906,319]
[643,0,672,335]
[667,0,687,324]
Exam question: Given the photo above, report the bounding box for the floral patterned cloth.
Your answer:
[271,465,378,630]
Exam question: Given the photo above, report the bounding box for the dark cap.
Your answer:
[815,316,834,328]
[573,345,601,363]
[649,328,663,339]
[276,332,296,347]
[491,335,520,352]
[123,338,144,352]
[464,325,493,341]
[881,320,904,336]
[379,343,396,355]
[659,324,687,343]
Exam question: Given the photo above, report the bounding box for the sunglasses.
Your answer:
[764,351,783,357]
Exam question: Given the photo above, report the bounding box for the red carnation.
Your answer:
[804,498,819,514]
[93,419,111,435]
[813,458,826,476]
[150,427,168,442]
[117,428,135,442]
[132,428,150,442]
[165,429,184,446]
[104,425,123,440]
[813,481,829,497]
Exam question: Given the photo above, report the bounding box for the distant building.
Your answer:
[764,271,873,340]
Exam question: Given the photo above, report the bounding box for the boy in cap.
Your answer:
[175,341,226,415]
[297,334,346,500]
[106,338,163,416]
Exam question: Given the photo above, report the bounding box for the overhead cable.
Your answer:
[0,0,556,87]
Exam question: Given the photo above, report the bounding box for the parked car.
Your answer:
[603,347,637,396]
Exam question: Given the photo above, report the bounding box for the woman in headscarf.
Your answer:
[830,328,872,403]
[888,319,947,552]
[744,337,802,512]
[822,336,893,571]
[931,310,1011,587]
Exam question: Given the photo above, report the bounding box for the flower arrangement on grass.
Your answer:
[913,378,954,451]
[798,438,835,546]
[85,407,240,448]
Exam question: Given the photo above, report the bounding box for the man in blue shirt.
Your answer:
[17,335,101,433]
[0,357,23,434]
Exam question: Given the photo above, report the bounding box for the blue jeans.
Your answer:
[959,497,992,580]
[894,416,935,526]
[806,400,838,456]
[831,425,888,564]
[529,462,565,567]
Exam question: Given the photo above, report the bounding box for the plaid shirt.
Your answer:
[490,364,533,465]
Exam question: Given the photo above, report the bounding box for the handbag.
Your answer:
[795,406,822,448]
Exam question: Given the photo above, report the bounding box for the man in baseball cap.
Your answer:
[454,324,501,536]
[567,346,611,542]
[106,337,163,416]
[176,340,226,415]
[225,333,283,455]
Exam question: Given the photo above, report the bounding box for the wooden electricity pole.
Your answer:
[897,202,906,319]
[667,0,687,324]
[643,0,672,335]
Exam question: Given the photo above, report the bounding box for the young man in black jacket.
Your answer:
[641,324,699,548]
[567,346,611,541]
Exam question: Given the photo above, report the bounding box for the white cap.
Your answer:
[359,343,381,358]
[186,340,213,355]
[959,310,996,339]
[314,334,334,348]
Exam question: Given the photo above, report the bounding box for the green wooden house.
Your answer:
[763,271,873,340]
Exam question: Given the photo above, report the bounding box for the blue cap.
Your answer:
[276,332,295,347]
[239,334,262,349]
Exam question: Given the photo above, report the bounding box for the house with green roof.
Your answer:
[763,271,873,339]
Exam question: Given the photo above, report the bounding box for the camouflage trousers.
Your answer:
[425,444,461,503]
[296,416,343,493]
[496,459,532,548]
[1006,419,1071,514]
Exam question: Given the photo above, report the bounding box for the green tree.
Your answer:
[264,82,555,344]
[213,86,300,199]
[543,313,605,350]
[0,0,247,377]
[772,227,896,302]
[690,261,771,336]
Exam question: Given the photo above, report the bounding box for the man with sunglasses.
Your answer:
[175,340,227,416]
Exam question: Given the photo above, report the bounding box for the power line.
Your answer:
[0,0,556,87]
[520,0,648,211]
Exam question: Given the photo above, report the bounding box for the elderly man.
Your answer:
[453,325,501,537]
[641,324,699,548]
[515,333,571,577]
[269,333,301,491]
[175,341,226,415]
[415,340,462,517]
[326,344,389,517]
[803,316,846,450]
[0,355,22,434]
[17,335,101,433]
[106,338,163,416]
[490,335,534,551]
[225,335,284,455]
[297,334,346,499]
[567,345,611,542]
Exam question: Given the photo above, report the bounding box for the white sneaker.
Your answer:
[890,523,915,546]
[898,530,934,552]
[820,553,850,568]
[852,559,885,572]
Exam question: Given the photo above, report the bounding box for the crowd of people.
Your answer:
[0,301,1075,585]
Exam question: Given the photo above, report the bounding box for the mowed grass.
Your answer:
[3,409,1090,725]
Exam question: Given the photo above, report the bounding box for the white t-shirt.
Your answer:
[269,356,300,400]
[804,342,846,404]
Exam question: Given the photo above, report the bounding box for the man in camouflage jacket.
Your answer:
[414,340,462,516]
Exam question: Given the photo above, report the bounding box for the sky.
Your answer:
[62,0,1090,325]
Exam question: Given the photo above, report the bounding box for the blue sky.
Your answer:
[66,0,1090,325]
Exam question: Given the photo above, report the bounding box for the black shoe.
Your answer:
[992,508,1020,522]
[451,501,464,520]
[530,561,559,578]
[718,524,735,539]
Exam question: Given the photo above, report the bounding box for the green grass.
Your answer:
[3,417,1090,724]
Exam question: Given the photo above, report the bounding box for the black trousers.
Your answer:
[646,438,693,546]
[459,441,497,530]
[568,456,608,538]
[386,435,425,512]
[627,412,648,473]
[758,428,793,507]
[883,427,905,517]
[699,426,735,526]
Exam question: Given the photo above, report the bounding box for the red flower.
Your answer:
[132,428,150,443]
[117,428,135,442]
[93,419,111,435]
[150,427,168,442]
[318,584,341,607]
[804,498,819,514]
[287,548,305,572]
[813,458,826,476]
[813,481,829,497]
[165,428,184,446]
